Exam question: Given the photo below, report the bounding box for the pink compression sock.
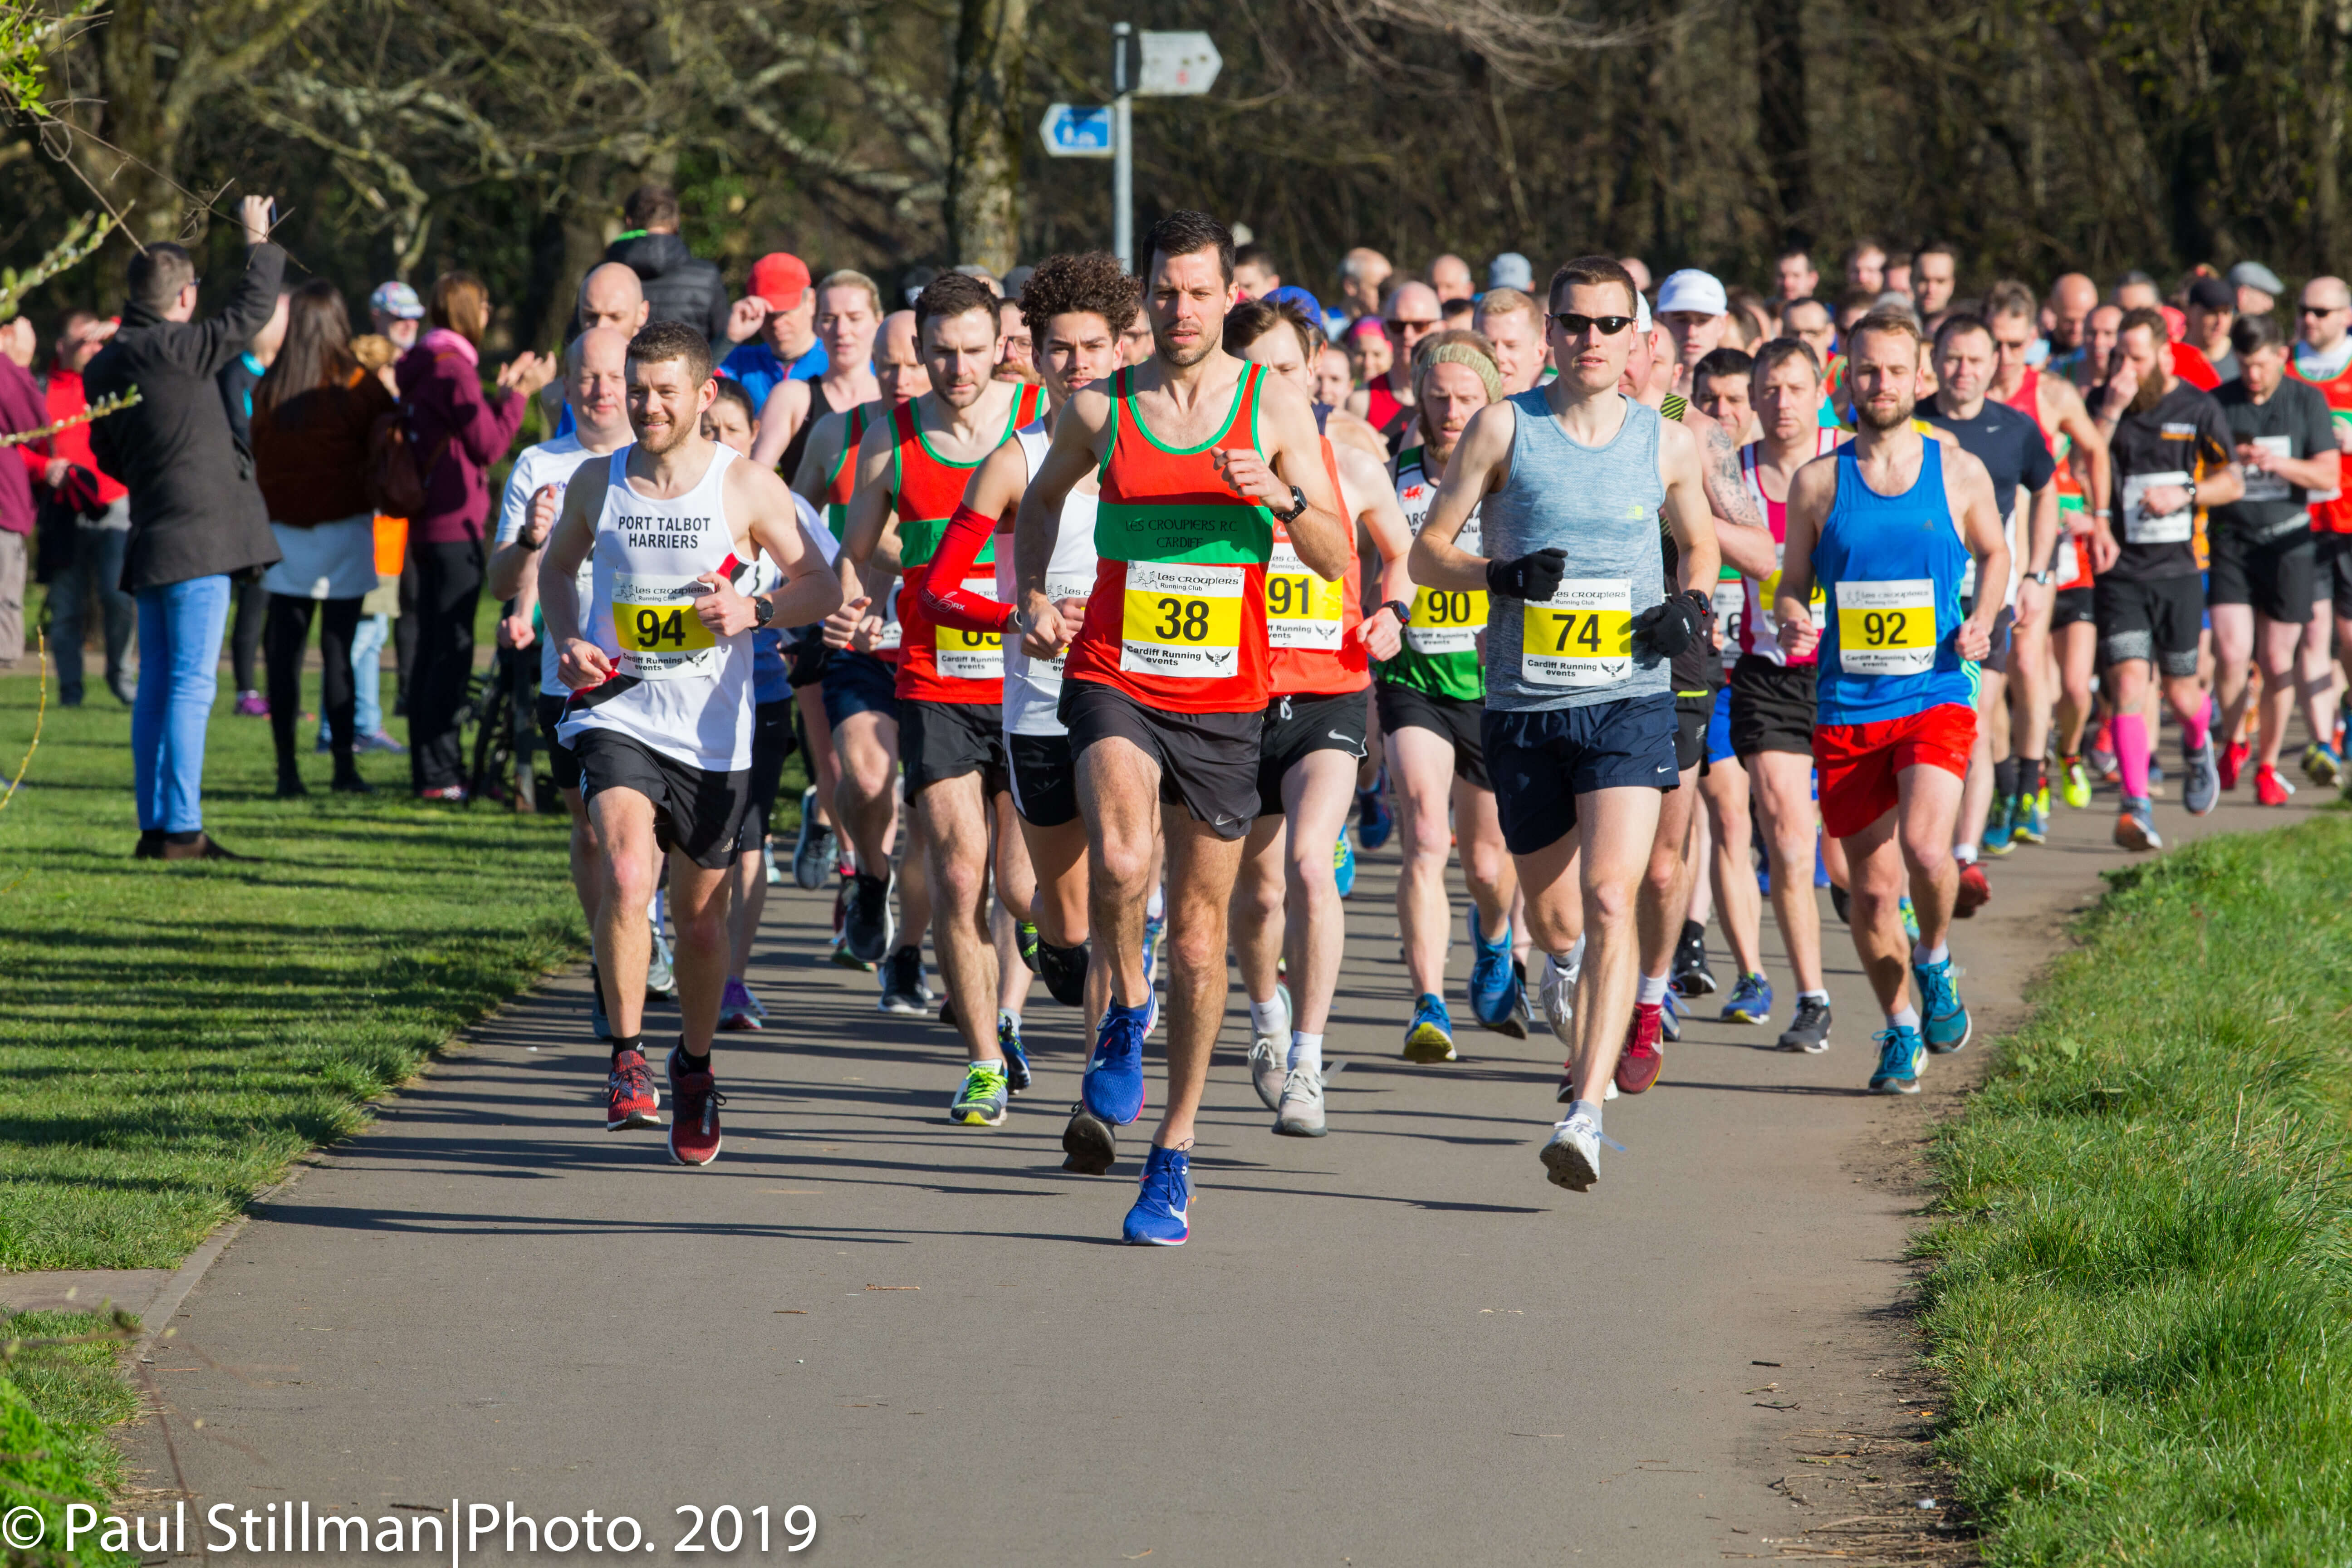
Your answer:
[2180,701,2210,752]
[2115,711,2151,799]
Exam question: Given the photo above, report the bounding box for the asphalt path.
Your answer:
[120,761,2318,1565]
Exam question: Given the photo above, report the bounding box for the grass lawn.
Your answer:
[1921,810,2352,1563]
[0,658,586,1272]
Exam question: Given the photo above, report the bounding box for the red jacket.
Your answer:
[393,329,530,545]
[44,363,129,509]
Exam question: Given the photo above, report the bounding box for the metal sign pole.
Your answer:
[1113,22,1133,273]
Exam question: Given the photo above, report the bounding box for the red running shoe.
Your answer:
[606,1049,662,1131]
[1615,1003,1665,1095]
[666,1044,725,1166]
[2255,764,2294,807]
[2219,740,2249,792]
[1955,861,1991,918]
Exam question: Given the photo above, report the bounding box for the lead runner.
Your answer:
[1013,211,1352,1245]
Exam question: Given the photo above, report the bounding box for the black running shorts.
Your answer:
[2320,533,2352,621]
[1009,730,1080,828]
[2050,585,2097,628]
[1728,655,1818,758]
[2095,573,2205,678]
[900,698,1009,798]
[2208,527,2316,625]
[535,692,583,792]
[573,729,751,871]
[1061,679,1260,841]
[736,699,797,852]
[1256,688,1371,817]
[1375,681,1489,791]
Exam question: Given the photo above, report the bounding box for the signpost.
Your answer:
[1045,24,1218,272]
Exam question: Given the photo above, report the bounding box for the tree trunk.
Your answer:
[944,0,1031,273]
[89,0,185,304]
[2318,0,2351,265]
[1750,0,1809,248]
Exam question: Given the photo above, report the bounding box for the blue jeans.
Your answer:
[318,612,389,744]
[132,574,231,833]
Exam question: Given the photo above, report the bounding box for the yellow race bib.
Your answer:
[1265,542,1345,650]
[1406,586,1487,656]
[1120,562,1245,680]
[1519,578,1633,689]
[612,573,719,681]
[933,574,1003,681]
[1834,578,1937,675]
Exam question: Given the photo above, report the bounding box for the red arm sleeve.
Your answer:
[917,502,1016,634]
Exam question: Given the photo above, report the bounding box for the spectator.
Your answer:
[253,279,396,798]
[1232,244,1281,299]
[1,316,34,369]
[1337,247,1392,322]
[43,310,136,706]
[2230,261,2284,319]
[0,316,48,671]
[1427,253,1474,302]
[219,288,289,717]
[604,183,738,348]
[85,194,286,860]
[369,281,424,353]
[393,270,553,801]
[335,332,407,758]
[719,252,824,412]
[1486,252,1534,293]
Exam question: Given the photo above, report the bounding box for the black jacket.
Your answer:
[88,242,286,593]
[604,230,732,348]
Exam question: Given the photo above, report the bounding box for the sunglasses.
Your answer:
[2302,304,2348,316]
[1550,312,1636,337]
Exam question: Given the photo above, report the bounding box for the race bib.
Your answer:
[1407,585,1487,656]
[612,573,719,681]
[1030,575,1093,677]
[1519,578,1633,689]
[1835,578,1937,676]
[934,574,1002,681]
[1265,542,1345,650]
[1121,561,1244,680]
[1712,577,1745,668]
[2241,436,2294,504]
[2122,470,2194,544]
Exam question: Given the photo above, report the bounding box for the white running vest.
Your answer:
[557,443,755,773]
[997,421,1100,737]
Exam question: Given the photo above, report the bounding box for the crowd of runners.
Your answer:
[498,215,2351,1244]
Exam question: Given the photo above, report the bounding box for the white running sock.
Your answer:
[1954,842,1978,865]
[1636,971,1671,1006]
[1249,997,1285,1037]
[1288,1031,1324,1073]
[1146,883,1165,922]
[1568,933,1588,970]
[1800,989,1831,1005]
[998,1008,1019,1034]
[1569,1097,1603,1132]
[1889,1004,1922,1031]
[1912,940,1950,967]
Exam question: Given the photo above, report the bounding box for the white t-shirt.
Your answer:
[495,434,606,698]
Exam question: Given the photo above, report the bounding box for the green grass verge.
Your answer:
[0,665,585,1271]
[1919,811,2352,1563]
[2,1311,140,1566]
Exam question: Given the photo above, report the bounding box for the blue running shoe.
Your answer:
[1356,772,1393,851]
[1081,1004,1150,1125]
[1900,896,1920,942]
[1141,912,1165,987]
[1869,1024,1925,1093]
[1721,972,1773,1024]
[998,1012,1032,1094]
[1658,987,1683,1044]
[1333,832,1357,899]
[1981,795,2015,856]
[1814,835,1831,888]
[1402,993,1455,1063]
[1467,906,1527,1038]
[1912,954,1971,1054]
[1122,1143,1193,1245]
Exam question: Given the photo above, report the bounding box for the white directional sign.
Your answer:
[1136,31,1221,96]
[1040,103,1116,158]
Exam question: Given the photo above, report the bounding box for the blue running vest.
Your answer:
[1812,436,1976,726]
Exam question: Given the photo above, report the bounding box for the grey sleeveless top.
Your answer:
[1482,389,1669,711]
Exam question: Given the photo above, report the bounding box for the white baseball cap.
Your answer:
[1655,268,1728,317]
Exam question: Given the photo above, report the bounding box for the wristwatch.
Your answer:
[1381,598,1413,626]
[752,594,775,629]
[1271,484,1308,524]
[2031,568,2055,586]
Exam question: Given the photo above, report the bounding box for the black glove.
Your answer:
[1632,589,1713,657]
[1485,548,1568,602]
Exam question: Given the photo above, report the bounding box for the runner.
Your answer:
[1348,280,1443,451]
[802,309,930,994]
[1772,309,2008,1096]
[1408,255,1720,1192]
[2043,274,2100,383]
[2088,306,2243,849]
[1692,346,1756,439]
[539,320,842,1164]
[2210,313,2339,803]
[1656,269,1731,398]
[1911,243,1959,336]
[836,271,1036,1127]
[2284,275,2352,786]
[1381,331,1518,1062]
[753,270,882,480]
[1224,295,1414,1134]
[1615,299,1769,1090]
[487,327,637,1039]
[1985,280,2111,826]
[1920,311,2057,906]
[1725,337,1845,1051]
[1473,288,1548,397]
[1013,210,1352,1243]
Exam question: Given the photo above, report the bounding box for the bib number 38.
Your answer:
[1519,578,1632,688]
[1121,561,1244,679]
